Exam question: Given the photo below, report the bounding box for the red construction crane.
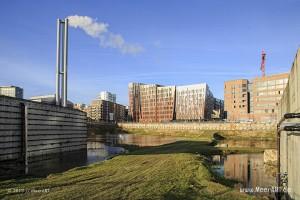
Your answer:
[260,50,266,77]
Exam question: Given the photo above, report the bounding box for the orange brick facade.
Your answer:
[129,83,216,122]
[129,83,176,123]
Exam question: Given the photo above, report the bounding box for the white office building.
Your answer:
[98,91,116,103]
[0,86,23,98]
[175,83,214,120]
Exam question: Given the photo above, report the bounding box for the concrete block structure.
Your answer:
[128,82,217,122]
[0,86,23,99]
[224,73,289,122]
[277,48,300,200]
[30,94,74,108]
[252,73,289,122]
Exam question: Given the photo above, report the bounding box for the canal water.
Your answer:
[211,153,277,198]
[211,139,277,198]
[0,134,179,179]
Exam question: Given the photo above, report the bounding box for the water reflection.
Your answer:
[87,141,125,165]
[0,134,179,179]
[217,139,276,149]
[211,153,276,197]
[89,133,179,147]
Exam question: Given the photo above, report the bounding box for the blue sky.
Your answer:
[0,0,299,105]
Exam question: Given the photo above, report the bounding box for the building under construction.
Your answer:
[224,73,289,122]
[128,82,219,122]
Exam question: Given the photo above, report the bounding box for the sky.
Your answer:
[0,0,299,105]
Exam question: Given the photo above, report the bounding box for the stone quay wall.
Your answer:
[118,122,275,131]
[118,122,276,138]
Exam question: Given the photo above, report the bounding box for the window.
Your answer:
[276,79,283,85]
[268,80,275,86]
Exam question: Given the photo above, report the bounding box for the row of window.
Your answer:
[256,84,286,91]
[254,109,276,114]
[256,90,283,96]
[255,79,288,87]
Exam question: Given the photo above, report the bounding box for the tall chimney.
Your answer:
[55,18,69,107]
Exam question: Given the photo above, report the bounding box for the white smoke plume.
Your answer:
[68,15,143,54]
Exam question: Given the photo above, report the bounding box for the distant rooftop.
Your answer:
[0,85,22,88]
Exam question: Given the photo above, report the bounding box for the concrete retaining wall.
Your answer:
[278,48,300,199]
[118,122,276,139]
[0,96,87,162]
[118,122,276,131]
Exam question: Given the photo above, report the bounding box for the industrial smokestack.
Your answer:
[55,19,61,106]
[63,18,68,107]
[55,18,69,107]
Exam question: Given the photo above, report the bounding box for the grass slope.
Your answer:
[0,141,258,200]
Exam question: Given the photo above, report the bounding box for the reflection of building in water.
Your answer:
[91,134,178,147]
[87,141,124,163]
[218,140,276,149]
[117,134,177,147]
[224,154,275,188]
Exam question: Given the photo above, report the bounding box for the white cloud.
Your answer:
[68,15,143,54]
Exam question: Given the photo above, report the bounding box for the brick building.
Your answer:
[87,99,126,122]
[224,79,250,121]
[251,73,289,122]
[128,82,217,122]
[224,73,289,122]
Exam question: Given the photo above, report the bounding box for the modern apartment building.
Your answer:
[128,83,143,122]
[156,86,176,122]
[224,73,289,122]
[176,84,214,121]
[0,86,23,98]
[128,82,216,122]
[128,83,176,123]
[98,91,116,103]
[87,99,125,122]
